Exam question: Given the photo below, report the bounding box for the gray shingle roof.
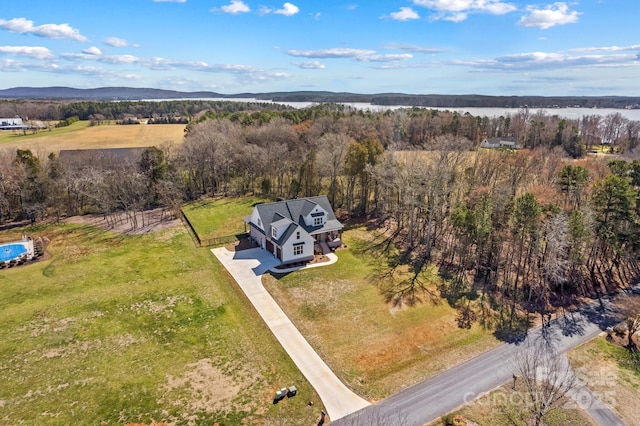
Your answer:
[252,196,342,245]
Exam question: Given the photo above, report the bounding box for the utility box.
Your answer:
[275,388,288,400]
[287,385,297,397]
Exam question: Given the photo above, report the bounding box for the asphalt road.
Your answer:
[334,286,639,426]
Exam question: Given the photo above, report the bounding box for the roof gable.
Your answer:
[251,196,342,244]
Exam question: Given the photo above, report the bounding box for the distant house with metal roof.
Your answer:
[0,118,29,131]
[244,196,343,264]
[480,136,522,150]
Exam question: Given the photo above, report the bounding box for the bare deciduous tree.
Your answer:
[513,343,581,426]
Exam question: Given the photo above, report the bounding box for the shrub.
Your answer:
[613,324,627,338]
[55,115,79,128]
[441,414,467,426]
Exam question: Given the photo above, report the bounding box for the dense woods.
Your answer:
[2,99,639,335]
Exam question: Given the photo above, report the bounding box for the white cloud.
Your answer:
[83,46,102,56]
[100,54,140,64]
[519,2,581,29]
[385,43,443,54]
[275,3,300,16]
[0,58,23,71]
[0,17,88,42]
[357,54,414,62]
[104,37,139,48]
[444,12,468,22]
[219,0,251,14]
[0,45,54,59]
[412,0,516,21]
[287,48,376,59]
[0,58,60,72]
[389,7,420,21]
[287,48,413,63]
[568,44,640,53]
[451,49,638,72]
[261,3,300,16]
[292,60,326,69]
[61,51,141,64]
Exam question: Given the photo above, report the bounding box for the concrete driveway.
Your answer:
[212,247,370,421]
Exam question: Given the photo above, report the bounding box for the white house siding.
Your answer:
[303,205,327,227]
[282,232,315,263]
[249,226,265,249]
[271,219,293,240]
[249,209,264,232]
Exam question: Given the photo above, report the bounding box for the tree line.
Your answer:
[1,102,639,334]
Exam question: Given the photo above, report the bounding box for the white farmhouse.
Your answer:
[245,196,343,264]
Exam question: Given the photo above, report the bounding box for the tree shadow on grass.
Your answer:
[493,314,533,344]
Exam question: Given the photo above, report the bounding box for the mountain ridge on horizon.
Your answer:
[1,86,639,109]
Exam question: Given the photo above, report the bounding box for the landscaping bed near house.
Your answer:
[0,222,319,425]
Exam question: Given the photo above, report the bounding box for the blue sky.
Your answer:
[0,0,638,95]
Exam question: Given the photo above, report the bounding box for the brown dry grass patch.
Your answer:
[568,337,640,425]
[64,208,182,235]
[1,122,185,154]
[262,227,499,400]
[159,358,264,423]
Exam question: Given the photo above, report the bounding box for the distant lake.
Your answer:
[143,98,640,121]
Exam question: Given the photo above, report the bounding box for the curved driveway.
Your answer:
[212,247,370,421]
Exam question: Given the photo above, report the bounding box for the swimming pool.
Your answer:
[0,243,28,262]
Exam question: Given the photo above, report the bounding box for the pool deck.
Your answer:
[0,238,34,263]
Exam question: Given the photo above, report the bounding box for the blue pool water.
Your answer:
[0,243,27,262]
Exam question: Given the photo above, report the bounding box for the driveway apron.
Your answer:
[212,247,371,421]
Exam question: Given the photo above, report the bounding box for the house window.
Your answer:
[296,231,300,240]
[257,218,261,227]
[314,216,323,226]
[293,245,304,256]
[271,227,277,238]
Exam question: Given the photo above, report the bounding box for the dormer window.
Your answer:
[272,227,277,238]
[296,231,300,240]
[314,216,324,226]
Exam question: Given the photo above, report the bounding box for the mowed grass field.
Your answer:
[0,121,186,153]
[184,197,499,400]
[182,197,267,241]
[262,226,500,400]
[0,223,320,425]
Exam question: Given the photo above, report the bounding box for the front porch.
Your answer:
[313,230,342,255]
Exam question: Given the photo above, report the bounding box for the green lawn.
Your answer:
[0,120,90,145]
[0,223,319,425]
[182,196,267,242]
